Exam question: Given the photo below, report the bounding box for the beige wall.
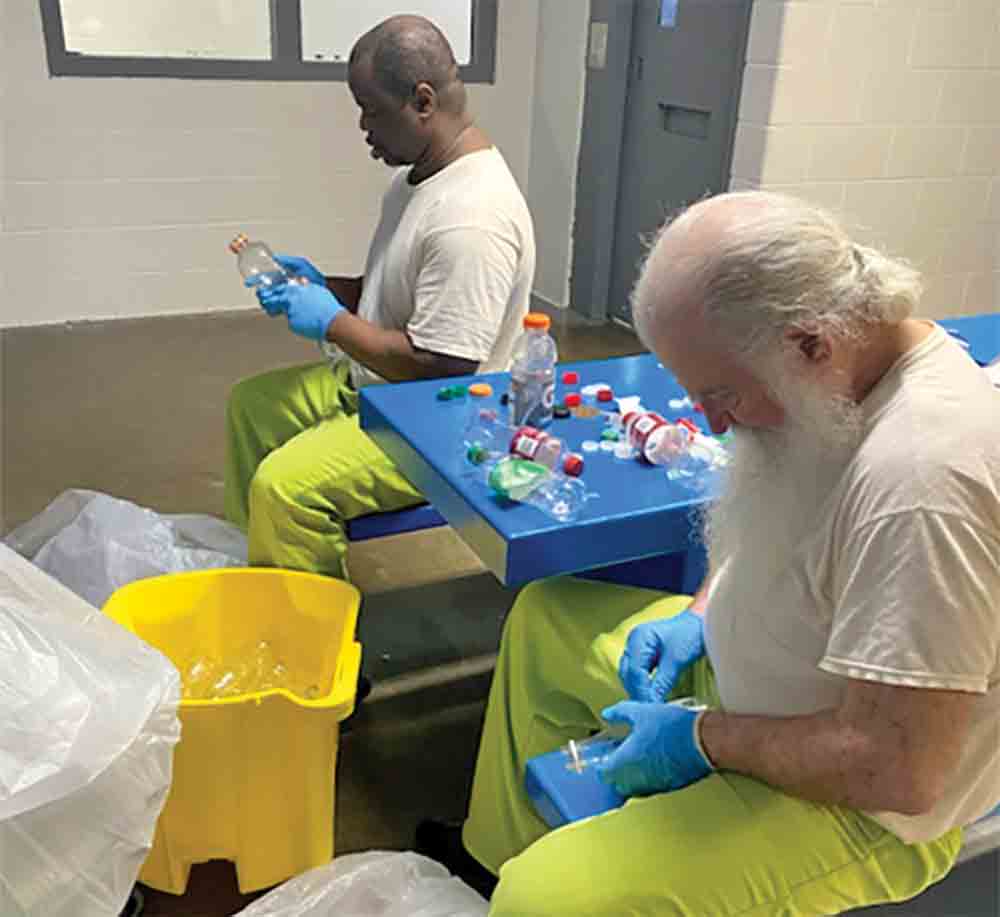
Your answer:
[731,0,1000,318]
[526,0,589,310]
[1,1,539,328]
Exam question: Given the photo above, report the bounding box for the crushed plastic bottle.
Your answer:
[180,641,320,700]
[509,312,558,428]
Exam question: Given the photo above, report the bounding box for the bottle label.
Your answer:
[511,378,555,427]
[512,433,541,460]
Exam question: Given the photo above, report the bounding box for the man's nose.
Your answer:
[704,405,731,435]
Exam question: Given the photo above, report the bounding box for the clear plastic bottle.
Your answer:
[228,233,288,289]
[509,312,558,428]
[622,411,693,465]
[509,426,564,470]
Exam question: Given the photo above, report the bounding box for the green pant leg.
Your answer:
[224,361,343,530]
[465,578,960,916]
[491,773,960,916]
[244,405,424,578]
[463,577,693,873]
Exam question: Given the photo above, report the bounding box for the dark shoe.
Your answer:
[415,818,498,900]
[120,887,144,917]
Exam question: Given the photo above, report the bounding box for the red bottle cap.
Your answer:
[562,370,580,385]
[564,393,582,407]
[562,453,584,477]
[596,388,614,402]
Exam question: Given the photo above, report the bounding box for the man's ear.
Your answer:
[412,82,437,118]
[783,323,833,367]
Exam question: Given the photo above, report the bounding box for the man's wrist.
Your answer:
[697,709,722,770]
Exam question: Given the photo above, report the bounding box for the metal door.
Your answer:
[607,0,751,325]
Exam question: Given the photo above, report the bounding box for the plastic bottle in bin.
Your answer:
[229,233,289,289]
[510,312,558,428]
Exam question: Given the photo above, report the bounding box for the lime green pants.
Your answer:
[465,578,961,916]
[224,361,424,579]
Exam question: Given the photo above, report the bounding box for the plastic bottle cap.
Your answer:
[581,440,600,453]
[562,370,580,385]
[523,312,551,330]
[563,454,584,477]
[469,383,493,397]
[597,388,614,402]
[564,393,582,407]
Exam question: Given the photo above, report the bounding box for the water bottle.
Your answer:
[621,411,693,465]
[509,313,558,428]
[228,233,288,289]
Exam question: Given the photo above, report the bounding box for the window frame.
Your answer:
[39,0,497,83]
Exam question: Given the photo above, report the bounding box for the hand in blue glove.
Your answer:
[251,280,289,317]
[596,700,713,797]
[268,281,345,342]
[274,254,326,287]
[619,611,705,703]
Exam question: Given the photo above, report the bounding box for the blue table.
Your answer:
[359,315,998,590]
[360,352,718,590]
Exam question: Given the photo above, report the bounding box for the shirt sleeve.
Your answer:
[820,509,1000,693]
[405,224,520,364]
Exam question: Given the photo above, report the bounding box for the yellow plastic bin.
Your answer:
[103,568,362,895]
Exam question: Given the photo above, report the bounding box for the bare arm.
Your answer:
[700,679,975,815]
[326,311,478,382]
[324,275,363,313]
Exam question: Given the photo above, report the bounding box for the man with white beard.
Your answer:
[415,191,1000,915]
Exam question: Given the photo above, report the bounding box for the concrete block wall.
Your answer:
[0,1,539,328]
[731,0,1000,318]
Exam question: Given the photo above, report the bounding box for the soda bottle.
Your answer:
[509,426,564,470]
[228,233,289,289]
[509,312,558,428]
[621,411,693,465]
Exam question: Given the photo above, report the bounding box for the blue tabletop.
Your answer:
[360,314,999,587]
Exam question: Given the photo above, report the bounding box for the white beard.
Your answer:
[703,374,864,589]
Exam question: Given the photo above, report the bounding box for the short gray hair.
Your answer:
[632,191,923,358]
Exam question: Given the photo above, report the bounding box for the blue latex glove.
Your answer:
[596,700,713,797]
[250,280,288,316]
[266,281,345,342]
[274,254,326,287]
[618,611,705,703]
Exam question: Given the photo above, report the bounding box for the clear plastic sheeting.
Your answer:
[4,489,248,608]
[233,851,489,917]
[0,543,181,917]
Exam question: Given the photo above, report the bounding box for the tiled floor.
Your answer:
[11,307,639,916]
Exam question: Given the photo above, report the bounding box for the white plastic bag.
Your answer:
[233,851,490,917]
[0,543,181,917]
[4,489,247,608]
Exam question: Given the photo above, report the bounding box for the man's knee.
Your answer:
[248,451,304,523]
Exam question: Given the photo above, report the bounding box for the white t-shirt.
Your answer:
[705,325,1000,843]
[346,147,535,388]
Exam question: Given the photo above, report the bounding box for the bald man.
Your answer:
[419,192,1000,914]
[225,15,535,579]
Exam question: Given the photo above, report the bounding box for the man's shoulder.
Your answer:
[844,387,1000,534]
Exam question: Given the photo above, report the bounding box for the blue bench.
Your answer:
[346,503,447,542]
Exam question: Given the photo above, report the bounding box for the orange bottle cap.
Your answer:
[523,312,551,330]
